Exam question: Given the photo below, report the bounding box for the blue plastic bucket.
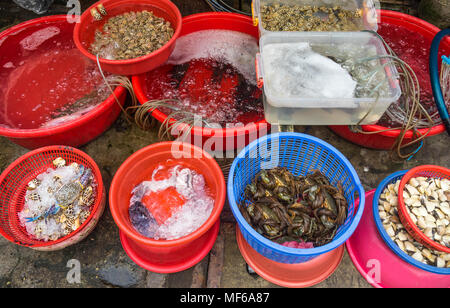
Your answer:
[227,132,365,264]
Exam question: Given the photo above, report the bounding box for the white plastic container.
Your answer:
[257,31,401,125]
[252,0,380,36]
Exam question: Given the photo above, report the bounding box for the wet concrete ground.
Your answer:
[0,0,448,288]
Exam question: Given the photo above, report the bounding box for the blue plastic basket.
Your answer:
[227,132,365,264]
[373,171,450,275]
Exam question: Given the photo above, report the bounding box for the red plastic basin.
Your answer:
[0,15,127,150]
[330,10,450,150]
[109,142,226,273]
[74,0,182,76]
[132,12,269,152]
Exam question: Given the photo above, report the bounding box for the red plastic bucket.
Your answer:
[0,146,105,251]
[0,15,127,150]
[109,142,226,273]
[132,13,269,152]
[236,227,345,288]
[329,10,450,150]
[74,0,182,76]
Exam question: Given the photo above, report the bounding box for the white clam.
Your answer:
[404,241,416,252]
[425,201,436,213]
[409,178,419,187]
[395,239,405,251]
[436,257,445,268]
[386,225,395,237]
[412,251,423,262]
[405,185,420,196]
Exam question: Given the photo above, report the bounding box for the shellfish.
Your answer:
[378,179,450,268]
[240,168,348,248]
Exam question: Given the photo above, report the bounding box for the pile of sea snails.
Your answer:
[18,157,96,242]
[260,4,363,32]
[378,180,450,268]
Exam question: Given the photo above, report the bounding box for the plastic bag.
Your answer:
[13,0,54,14]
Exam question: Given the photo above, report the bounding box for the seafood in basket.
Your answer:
[239,168,348,248]
[260,4,364,32]
[90,10,174,60]
[19,158,96,242]
[378,180,450,268]
[402,177,450,249]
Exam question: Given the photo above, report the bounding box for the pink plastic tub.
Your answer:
[346,191,450,288]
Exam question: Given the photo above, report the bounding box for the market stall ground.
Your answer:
[0,0,448,288]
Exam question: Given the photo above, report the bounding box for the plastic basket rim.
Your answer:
[0,145,104,248]
[372,170,450,275]
[397,165,450,253]
[227,132,365,257]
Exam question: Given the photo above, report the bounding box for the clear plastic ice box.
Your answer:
[256,31,402,125]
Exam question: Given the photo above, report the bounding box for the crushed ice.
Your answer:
[18,163,94,242]
[167,30,259,85]
[262,42,357,101]
[129,164,214,240]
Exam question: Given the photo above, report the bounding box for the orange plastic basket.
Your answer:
[0,146,105,251]
[397,165,450,253]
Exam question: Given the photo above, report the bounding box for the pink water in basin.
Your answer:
[0,15,126,149]
[0,20,111,130]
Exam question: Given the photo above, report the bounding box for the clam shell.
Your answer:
[27,179,41,190]
[424,227,433,238]
[425,201,436,213]
[442,235,450,245]
[417,216,427,229]
[53,157,66,168]
[397,231,408,241]
[440,180,449,192]
[406,185,420,196]
[386,225,396,237]
[409,178,419,187]
[440,203,450,216]
[436,257,445,268]
[404,241,416,252]
[412,251,423,262]
[383,201,391,212]
[395,239,405,251]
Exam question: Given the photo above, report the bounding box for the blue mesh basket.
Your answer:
[227,132,365,264]
[373,170,450,275]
